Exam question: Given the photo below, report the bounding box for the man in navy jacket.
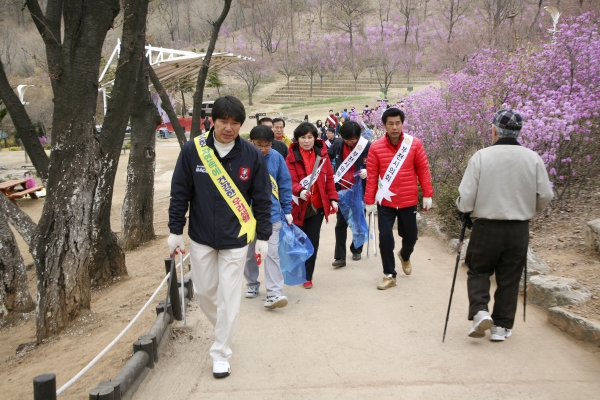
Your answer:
[168,96,272,378]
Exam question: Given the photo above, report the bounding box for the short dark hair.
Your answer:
[212,96,246,125]
[258,117,273,126]
[339,120,361,140]
[272,117,285,127]
[326,127,335,133]
[329,109,333,112]
[382,107,405,124]
[294,121,318,141]
[249,125,274,142]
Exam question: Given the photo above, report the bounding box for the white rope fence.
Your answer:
[56,253,190,396]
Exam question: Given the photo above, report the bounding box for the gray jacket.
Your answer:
[457,139,553,220]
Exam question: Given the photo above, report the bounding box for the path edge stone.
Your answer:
[548,307,600,348]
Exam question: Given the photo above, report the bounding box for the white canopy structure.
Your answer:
[99,39,253,114]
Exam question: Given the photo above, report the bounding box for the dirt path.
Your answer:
[133,223,600,399]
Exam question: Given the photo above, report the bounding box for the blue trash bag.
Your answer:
[337,175,369,249]
[278,215,314,285]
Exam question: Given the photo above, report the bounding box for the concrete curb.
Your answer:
[548,307,600,348]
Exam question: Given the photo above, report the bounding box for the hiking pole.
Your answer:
[367,212,372,259]
[523,262,527,322]
[373,211,378,257]
[442,214,470,343]
[180,251,186,326]
[164,257,175,323]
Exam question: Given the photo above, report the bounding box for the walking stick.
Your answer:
[373,211,378,257]
[180,251,186,326]
[367,212,372,259]
[164,257,175,323]
[442,214,470,343]
[523,262,527,322]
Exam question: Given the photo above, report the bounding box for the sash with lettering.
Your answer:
[194,135,257,243]
[269,175,279,200]
[375,133,414,204]
[334,136,368,184]
[292,158,326,205]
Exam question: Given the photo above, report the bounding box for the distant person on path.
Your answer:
[457,109,553,341]
[244,125,293,310]
[316,119,326,140]
[260,117,288,159]
[364,107,433,290]
[341,108,349,119]
[286,122,338,289]
[203,116,212,133]
[326,109,338,129]
[328,120,370,267]
[168,96,272,379]
[323,127,339,152]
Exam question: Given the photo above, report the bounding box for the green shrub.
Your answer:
[124,141,131,149]
[9,146,21,151]
[43,144,51,150]
[433,182,463,238]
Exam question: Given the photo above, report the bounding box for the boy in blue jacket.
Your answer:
[244,125,293,309]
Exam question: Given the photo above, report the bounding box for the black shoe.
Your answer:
[332,259,346,268]
[352,253,361,261]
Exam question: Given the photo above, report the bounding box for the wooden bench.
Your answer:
[7,186,44,200]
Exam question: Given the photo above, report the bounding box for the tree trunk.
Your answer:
[149,64,186,148]
[247,82,254,106]
[31,0,149,341]
[121,60,160,251]
[0,210,34,320]
[191,0,232,139]
[0,60,49,181]
[0,194,36,246]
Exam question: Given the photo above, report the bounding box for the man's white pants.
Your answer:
[190,240,248,362]
[244,221,284,296]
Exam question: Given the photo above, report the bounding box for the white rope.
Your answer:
[56,253,190,395]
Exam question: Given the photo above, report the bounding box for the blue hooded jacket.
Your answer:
[264,148,293,222]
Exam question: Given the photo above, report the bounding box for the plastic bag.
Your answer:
[278,216,314,285]
[337,175,369,249]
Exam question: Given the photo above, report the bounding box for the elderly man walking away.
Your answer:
[364,108,433,290]
[457,109,553,341]
[168,96,272,378]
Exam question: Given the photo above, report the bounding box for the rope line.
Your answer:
[56,253,189,396]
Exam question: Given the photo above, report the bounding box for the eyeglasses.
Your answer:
[254,143,272,149]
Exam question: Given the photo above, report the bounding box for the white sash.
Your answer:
[292,158,326,205]
[334,136,368,183]
[375,133,414,204]
[325,140,332,148]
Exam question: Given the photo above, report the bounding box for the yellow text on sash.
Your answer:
[269,175,279,200]
[194,136,256,243]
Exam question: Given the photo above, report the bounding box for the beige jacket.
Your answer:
[457,141,553,220]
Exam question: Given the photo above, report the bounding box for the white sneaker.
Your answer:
[490,325,512,341]
[468,310,494,338]
[245,287,258,298]
[264,295,288,309]
[213,360,230,378]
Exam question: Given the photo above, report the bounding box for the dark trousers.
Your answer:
[298,213,325,281]
[466,219,529,329]
[334,209,364,259]
[377,205,418,278]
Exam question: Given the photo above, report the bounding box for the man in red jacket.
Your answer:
[364,108,433,290]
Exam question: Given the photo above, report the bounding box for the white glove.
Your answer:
[359,169,367,179]
[168,234,185,256]
[255,239,268,265]
[423,197,432,211]
[285,214,293,225]
[366,204,377,215]
[331,200,338,213]
[299,190,308,201]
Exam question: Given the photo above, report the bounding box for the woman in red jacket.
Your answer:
[286,122,339,289]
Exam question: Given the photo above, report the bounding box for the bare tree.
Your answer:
[250,0,288,55]
[329,0,371,49]
[436,0,472,43]
[378,0,392,36]
[190,0,232,139]
[157,0,180,42]
[276,50,300,90]
[228,55,268,105]
[11,0,151,341]
[396,0,422,44]
[121,58,161,251]
[480,0,520,45]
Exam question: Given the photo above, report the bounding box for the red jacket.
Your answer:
[365,132,433,209]
[286,139,339,226]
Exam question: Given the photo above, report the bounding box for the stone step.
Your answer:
[292,76,433,84]
[284,83,426,90]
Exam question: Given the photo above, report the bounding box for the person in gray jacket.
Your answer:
[456,109,553,342]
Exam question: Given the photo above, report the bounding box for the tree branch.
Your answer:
[148,63,187,148]
[0,59,49,181]
[0,194,37,246]
[191,0,232,139]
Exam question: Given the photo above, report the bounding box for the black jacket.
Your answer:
[328,138,371,192]
[169,131,272,249]
[272,139,289,159]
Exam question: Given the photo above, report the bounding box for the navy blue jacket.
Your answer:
[169,132,272,249]
[328,138,371,192]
